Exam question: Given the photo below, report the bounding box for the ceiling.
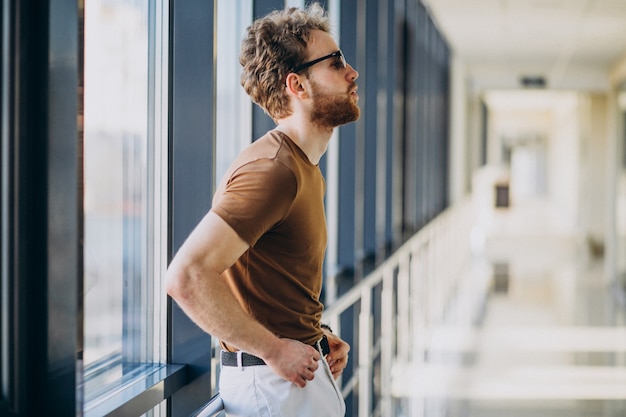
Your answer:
[421,0,626,91]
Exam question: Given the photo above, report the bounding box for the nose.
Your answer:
[346,64,359,81]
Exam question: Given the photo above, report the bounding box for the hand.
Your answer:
[323,329,350,379]
[263,338,321,388]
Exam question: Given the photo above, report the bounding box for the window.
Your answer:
[215,0,253,185]
[82,0,169,412]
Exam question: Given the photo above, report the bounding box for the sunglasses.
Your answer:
[291,50,347,74]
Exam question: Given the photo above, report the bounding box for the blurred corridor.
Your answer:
[391,203,626,417]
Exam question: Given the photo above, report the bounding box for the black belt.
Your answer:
[221,335,330,367]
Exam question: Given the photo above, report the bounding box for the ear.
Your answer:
[285,73,309,99]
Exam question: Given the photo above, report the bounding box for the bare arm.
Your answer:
[165,210,320,387]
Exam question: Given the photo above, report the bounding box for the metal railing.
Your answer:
[191,199,476,417]
[322,199,475,417]
[190,394,224,417]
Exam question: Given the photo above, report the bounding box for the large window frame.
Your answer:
[1,0,80,415]
[167,1,217,415]
[81,0,180,415]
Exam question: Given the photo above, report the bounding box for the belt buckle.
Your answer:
[319,334,330,356]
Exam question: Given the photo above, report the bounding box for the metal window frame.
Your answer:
[167,1,217,415]
[80,0,176,413]
[0,0,80,415]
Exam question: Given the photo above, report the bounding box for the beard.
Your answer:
[309,81,360,130]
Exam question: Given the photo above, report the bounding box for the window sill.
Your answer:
[84,363,186,417]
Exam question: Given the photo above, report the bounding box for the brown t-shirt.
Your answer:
[211,130,326,350]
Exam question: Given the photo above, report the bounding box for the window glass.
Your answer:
[210,1,254,394]
[82,0,167,403]
[215,0,252,185]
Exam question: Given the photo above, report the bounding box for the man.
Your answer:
[165,3,359,416]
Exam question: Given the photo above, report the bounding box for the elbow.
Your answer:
[165,261,205,304]
[165,264,187,302]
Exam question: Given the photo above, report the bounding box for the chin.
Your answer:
[311,97,361,128]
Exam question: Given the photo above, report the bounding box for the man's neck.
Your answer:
[274,118,333,165]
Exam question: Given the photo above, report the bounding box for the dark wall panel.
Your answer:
[1,0,80,415]
[169,1,215,415]
[337,0,360,279]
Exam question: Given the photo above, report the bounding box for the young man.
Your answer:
[165,3,359,416]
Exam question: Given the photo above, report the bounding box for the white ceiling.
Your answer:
[422,0,626,90]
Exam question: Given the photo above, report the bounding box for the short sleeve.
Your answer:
[211,158,297,246]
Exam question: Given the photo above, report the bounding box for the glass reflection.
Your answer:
[83,0,148,368]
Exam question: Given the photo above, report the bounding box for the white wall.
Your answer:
[548,93,581,235]
[475,91,599,238]
[577,94,609,246]
[448,54,470,204]
[609,56,626,280]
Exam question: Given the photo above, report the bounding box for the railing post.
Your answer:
[397,256,411,363]
[411,243,424,364]
[381,266,395,417]
[358,287,372,417]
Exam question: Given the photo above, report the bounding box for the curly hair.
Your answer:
[240,3,331,122]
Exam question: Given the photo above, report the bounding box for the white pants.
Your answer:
[219,355,345,417]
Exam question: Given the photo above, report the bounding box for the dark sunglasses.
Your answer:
[292,50,346,74]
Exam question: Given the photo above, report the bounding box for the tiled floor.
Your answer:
[394,232,626,416]
[463,235,626,416]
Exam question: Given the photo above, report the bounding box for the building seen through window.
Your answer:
[82,0,168,409]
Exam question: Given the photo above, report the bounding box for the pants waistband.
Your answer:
[221,335,330,367]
